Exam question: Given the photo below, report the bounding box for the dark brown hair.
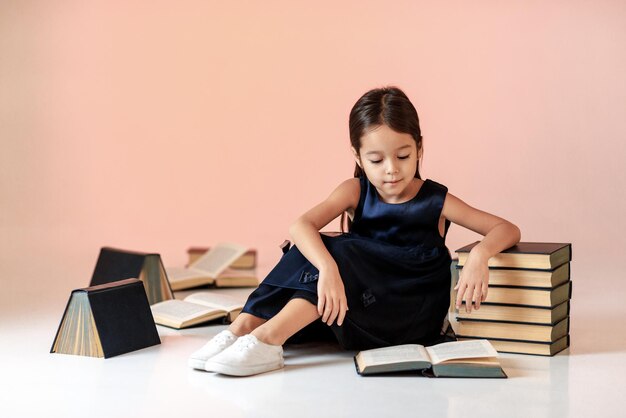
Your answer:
[341,86,423,232]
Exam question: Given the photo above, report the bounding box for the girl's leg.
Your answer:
[188,313,265,368]
[250,298,321,346]
[204,298,322,376]
[228,313,267,336]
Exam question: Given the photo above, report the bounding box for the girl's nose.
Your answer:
[386,162,398,174]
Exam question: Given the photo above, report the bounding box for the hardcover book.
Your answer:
[167,267,258,291]
[456,242,571,270]
[456,301,569,325]
[150,291,245,329]
[458,281,572,308]
[354,340,506,378]
[166,243,249,291]
[453,317,569,343]
[449,259,459,313]
[458,335,570,356]
[90,247,173,305]
[50,279,161,358]
[187,247,257,269]
[456,263,570,288]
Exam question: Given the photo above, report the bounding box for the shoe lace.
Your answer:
[212,331,235,347]
[234,335,258,351]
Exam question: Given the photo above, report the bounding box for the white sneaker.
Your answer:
[188,330,238,370]
[204,334,284,376]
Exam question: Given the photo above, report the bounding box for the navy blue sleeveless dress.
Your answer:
[241,176,452,350]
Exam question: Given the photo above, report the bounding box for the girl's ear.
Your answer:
[351,147,362,168]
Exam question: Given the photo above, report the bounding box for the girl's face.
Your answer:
[353,124,421,204]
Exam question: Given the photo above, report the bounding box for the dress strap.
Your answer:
[422,179,451,240]
[352,176,368,224]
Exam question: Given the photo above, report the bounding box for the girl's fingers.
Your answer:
[322,298,334,322]
[455,283,466,308]
[454,271,463,291]
[465,286,474,313]
[337,301,347,326]
[474,288,482,309]
[317,296,325,317]
[328,302,339,325]
[326,295,339,325]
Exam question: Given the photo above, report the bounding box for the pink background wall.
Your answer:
[1,1,625,291]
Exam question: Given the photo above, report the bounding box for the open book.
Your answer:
[150,292,244,329]
[90,247,173,305]
[354,340,506,378]
[166,243,249,291]
[51,279,160,358]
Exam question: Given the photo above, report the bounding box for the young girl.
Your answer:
[188,86,521,376]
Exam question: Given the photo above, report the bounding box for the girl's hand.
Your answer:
[454,250,490,313]
[317,265,349,326]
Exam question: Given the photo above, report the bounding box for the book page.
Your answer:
[183,292,244,312]
[151,300,223,321]
[165,266,208,281]
[219,267,256,278]
[358,344,430,366]
[426,340,498,365]
[189,243,248,277]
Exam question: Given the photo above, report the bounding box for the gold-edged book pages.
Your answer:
[51,292,104,358]
[140,254,174,305]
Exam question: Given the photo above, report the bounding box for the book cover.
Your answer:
[90,247,173,305]
[456,263,570,288]
[453,316,569,343]
[456,242,572,270]
[457,281,572,308]
[458,335,570,356]
[456,301,570,325]
[51,279,161,358]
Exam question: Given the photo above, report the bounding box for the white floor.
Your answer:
[1,256,625,418]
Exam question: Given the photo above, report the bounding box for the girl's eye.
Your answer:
[369,160,382,164]
[398,155,410,160]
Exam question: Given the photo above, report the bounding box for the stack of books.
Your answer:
[165,243,259,291]
[451,242,572,356]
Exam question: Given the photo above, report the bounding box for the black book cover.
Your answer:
[51,279,161,358]
[90,247,150,286]
[89,247,173,305]
[456,242,572,257]
[89,279,161,357]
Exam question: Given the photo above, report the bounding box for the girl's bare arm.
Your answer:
[288,178,360,326]
[442,193,521,312]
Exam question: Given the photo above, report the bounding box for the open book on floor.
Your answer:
[166,243,249,291]
[51,279,161,358]
[150,292,245,329]
[187,247,257,269]
[354,340,506,378]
